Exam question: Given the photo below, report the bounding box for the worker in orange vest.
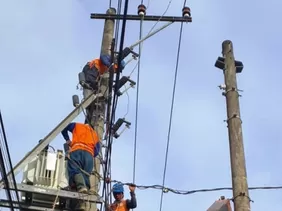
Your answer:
[80,54,126,93]
[61,122,100,194]
[107,183,137,211]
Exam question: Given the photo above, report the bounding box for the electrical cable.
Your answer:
[108,179,282,195]
[100,0,130,208]
[147,0,172,35]
[127,0,172,78]
[103,0,130,202]
[0,112,20,209]
[132,4,144,186]
[0,147,14,211]
[158,0,187,210]
[100,1,125,209]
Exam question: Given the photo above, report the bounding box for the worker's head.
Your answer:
[112,183,124,201]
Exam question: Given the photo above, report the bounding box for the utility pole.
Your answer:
[86,8,116,211]
[215,40,250,211]
[0,3,195,211]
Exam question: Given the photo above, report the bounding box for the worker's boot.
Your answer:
[74,174,88,193]
[75,200,89,211]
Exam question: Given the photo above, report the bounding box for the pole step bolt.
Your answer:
[182,6,191,17]
[138,4,147,16]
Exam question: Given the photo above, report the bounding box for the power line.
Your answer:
[109,179,282,195]
[101,0,129,210]
[132,0,145,186]
[159,0,187,210]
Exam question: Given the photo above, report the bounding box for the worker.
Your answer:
[107,183,137,211]
[80,54,126,93]
[61,122,100,194]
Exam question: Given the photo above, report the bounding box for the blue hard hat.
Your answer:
[120,60,126,69]
[112,183,124,193]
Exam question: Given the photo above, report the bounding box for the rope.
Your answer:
[159,0,187,210]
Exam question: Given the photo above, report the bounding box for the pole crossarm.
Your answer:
[2,183,103,203]
[90,13,192,22]
[0,92,103,188]
[0,200,64,211]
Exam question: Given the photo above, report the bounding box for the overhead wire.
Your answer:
[158,0,187,210]
[132,0,145,186]
[107,179,282,195]
[127,0,172,78]
[131,0,174,184]
[0,113,20,205]
[0,112,15,210]
[100,0,123,206]
[101,0,126,209]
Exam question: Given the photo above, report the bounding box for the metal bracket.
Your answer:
[0,200,67,211]
[221,86,243,97]
[90,13,192,22]
[5,183,103,203]
[224,114,242,124]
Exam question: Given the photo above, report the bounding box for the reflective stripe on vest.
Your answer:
[71,143,93,153]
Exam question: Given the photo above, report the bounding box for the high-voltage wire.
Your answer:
[158,0,187,210]
[109,179,282,196]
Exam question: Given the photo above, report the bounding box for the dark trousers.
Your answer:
[67,149,93,189]
[82,64,99,91]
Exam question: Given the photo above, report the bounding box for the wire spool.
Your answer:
[72,95,80,107]
[182,6,191,17]
[138,4,146,16]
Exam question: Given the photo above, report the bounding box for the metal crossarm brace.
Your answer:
[0,92,103,188]
[5,183,103,203]
[90,14,192,22]
[0,200,67,211]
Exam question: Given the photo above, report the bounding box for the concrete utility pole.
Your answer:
[215,40,250,211]
[86,8,116,211]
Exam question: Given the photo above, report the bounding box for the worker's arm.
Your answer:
[61,123,76,141]
[126,192,137,209]
[100,55,112,67]
[100,54,126,72]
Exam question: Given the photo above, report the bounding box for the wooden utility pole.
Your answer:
[85,7,116,211]
[215,40,250,211]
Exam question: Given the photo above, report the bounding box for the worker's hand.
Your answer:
[66,140,71,146]
[110,203,117,210]
[129,184,136,192]
[105,204,113,211]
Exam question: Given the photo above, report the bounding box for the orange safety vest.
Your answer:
[69,123,99,156]
[110,200,128,211]
[88,58,118,75]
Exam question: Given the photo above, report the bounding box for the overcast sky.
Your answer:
[1,0,282,210]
